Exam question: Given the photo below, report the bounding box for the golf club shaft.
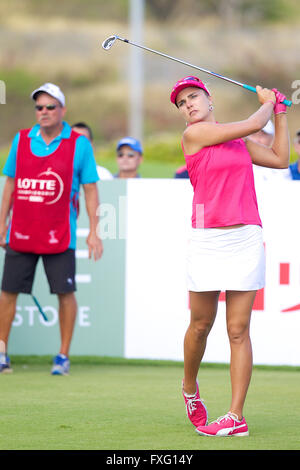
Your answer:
[32,294,48,322]
[115,36,292,107]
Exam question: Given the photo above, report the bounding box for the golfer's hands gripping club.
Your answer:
[272,88,288,114]
[256,85,276,107]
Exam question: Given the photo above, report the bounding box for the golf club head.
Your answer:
[102,35,117,50]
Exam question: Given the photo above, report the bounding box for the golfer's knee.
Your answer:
[189,319,212,341]
[227,323,249,344]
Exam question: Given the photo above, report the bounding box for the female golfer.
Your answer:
[170,76,289,436]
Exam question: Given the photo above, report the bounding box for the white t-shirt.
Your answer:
[252,164,291,183]
[97,165,113,180]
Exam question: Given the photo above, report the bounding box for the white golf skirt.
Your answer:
[187,224,265,292]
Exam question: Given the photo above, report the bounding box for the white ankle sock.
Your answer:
[184,391,197,398]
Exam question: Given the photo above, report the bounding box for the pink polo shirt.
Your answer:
[182,137,262,228]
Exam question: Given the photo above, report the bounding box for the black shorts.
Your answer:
[1,246,76,294]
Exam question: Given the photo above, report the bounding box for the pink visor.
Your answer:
[170,76,210,105]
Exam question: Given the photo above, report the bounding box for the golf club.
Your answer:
[102,35,292,107]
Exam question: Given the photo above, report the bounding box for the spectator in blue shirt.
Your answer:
[174,165,189,178]
[0,83,103,375]
[114,137,143,178]
[288,130,300,180]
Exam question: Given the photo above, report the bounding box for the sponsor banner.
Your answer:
[125,179,300,366]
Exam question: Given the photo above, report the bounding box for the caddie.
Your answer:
[0,82,103,375]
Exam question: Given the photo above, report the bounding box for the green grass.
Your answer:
[97,156,182,179]
[0,356,299,451]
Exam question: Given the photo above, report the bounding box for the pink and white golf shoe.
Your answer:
[196,412,249,437]
[182,380,208,427]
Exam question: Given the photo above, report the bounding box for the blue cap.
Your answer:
[116,137,143,154]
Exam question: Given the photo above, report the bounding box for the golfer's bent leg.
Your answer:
[226,290,256,420]
[58,292,77,357]
[183,291,220,395]
[0,291,18,348]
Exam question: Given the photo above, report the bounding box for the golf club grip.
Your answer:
[243,84,292,107]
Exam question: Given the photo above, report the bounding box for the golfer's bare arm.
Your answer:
[183,106,289,169]
[245,113,289,169]
[183,102,274,152]
[183,85,277,152]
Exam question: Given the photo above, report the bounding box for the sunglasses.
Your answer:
[183,76,201,83]
[35,104,58,111]
[117,152,136,158]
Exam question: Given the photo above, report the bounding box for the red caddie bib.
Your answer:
[9,128,78,254]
